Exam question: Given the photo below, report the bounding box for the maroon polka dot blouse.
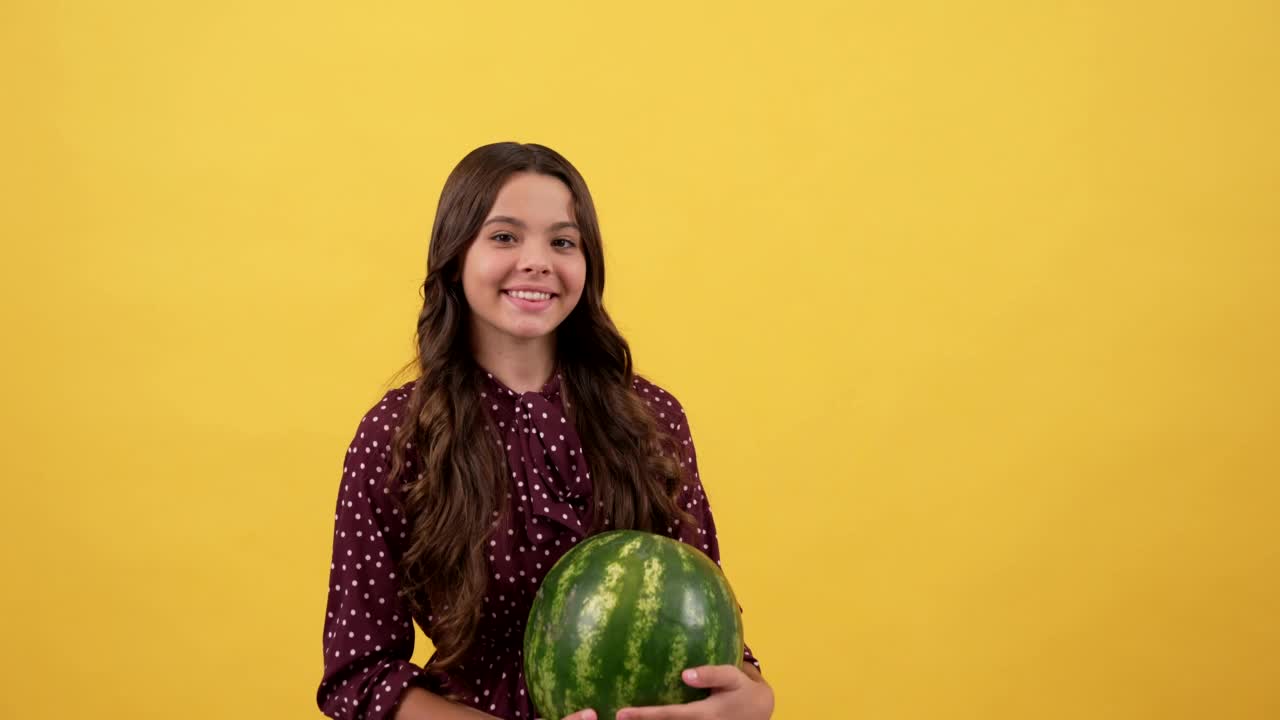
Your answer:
[317,370,760,719]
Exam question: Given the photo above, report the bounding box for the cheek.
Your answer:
[462,252,506,296]
[565,259,588,298]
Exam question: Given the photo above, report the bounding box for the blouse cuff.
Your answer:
[743,643,762,673]
[354,660,431,720]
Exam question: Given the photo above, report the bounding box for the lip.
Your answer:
[502,289,556,312]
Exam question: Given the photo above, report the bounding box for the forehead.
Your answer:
[487,172,575,223]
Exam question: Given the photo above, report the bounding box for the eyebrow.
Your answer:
[482,215,580,232]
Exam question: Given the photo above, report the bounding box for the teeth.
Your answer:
[507,290,552,301]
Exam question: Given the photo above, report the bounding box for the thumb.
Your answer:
[681,665,745,690]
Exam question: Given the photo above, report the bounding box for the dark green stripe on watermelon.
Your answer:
[523,530,745,720]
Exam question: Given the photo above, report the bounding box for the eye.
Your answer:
[492,232,516,244]
[553,238,577,249]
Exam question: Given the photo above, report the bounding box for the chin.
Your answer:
[502,323,558,340]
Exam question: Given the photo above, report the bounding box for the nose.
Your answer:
[518,242,553,275]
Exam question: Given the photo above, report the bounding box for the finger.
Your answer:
[542,711,595,720]
[681,664,747,691]
[615,703,699,720]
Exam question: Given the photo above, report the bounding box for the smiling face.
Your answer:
[461,172,588,353]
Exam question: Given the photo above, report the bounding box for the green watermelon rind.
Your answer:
[523,530,745,720]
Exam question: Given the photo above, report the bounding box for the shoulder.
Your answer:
[344,380,417,461]
[632,374,694,439]
[632,374,687,414]
[355,380,415,431]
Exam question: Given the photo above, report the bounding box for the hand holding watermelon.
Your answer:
[541,663,775,720]
[524,530,771,720]
[614,663,774,719]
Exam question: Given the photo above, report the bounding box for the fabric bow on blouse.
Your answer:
[480,368,593,548]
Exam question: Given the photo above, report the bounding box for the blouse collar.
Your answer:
[478,364,562,401]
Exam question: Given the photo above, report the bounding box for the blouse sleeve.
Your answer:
[640,381,763,674]
[317,393,436,719]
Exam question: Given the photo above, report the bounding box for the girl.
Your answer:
[317,143,774,720]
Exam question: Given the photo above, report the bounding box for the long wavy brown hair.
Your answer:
[384,142,695,683]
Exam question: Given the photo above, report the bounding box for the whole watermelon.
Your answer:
[523,529,744,720]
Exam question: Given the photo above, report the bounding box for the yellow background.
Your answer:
[3,1,1277,718]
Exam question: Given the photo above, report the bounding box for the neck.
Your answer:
[471,328,556,394]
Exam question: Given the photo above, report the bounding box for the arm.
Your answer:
[641,381,763,675]
[318,392,471,719]
[393,688,497,720]
[674,436,763,673]
[616,383,778,720]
